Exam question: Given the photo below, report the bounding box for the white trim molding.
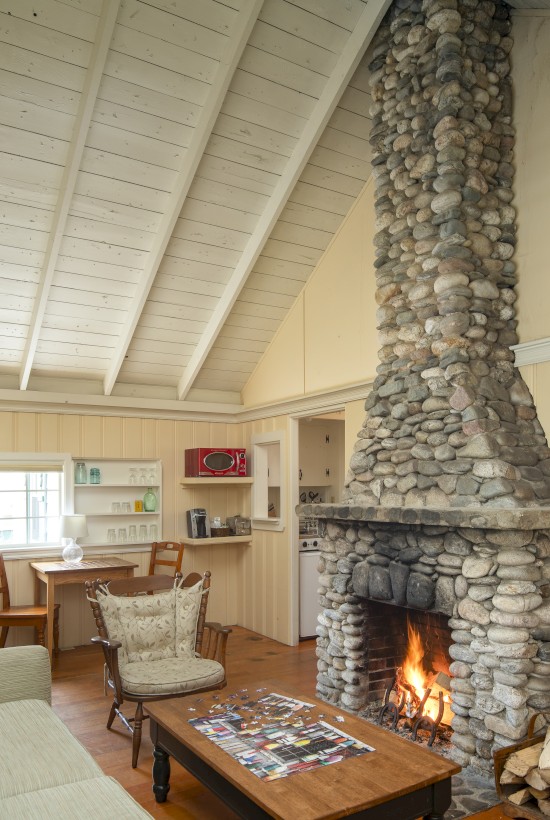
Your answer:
[512,337,550,367]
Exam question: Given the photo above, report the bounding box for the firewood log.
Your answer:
[508,787,535,806]
[537,797,550,817]
[504,743,544,778]
[500,769,526,786]
[539,728,550,770]
[529,786,550,800]
[526,767,550,791]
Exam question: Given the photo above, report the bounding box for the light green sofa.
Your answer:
[0,645,153,819]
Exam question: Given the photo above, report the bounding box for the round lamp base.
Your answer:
[62,542,83,563]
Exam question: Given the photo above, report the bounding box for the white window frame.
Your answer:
[0,452,72,559]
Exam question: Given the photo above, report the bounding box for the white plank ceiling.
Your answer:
[0,0,544,414]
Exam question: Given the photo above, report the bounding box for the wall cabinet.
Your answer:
[299,421,336,487]
[72,459,162,547]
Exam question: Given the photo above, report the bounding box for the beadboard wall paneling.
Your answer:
[1,409,295,648]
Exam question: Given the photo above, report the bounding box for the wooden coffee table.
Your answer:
[147,682,460,819]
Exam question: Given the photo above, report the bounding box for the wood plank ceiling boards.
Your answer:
[0,0,540,416]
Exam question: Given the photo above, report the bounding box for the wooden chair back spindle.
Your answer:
[148,541,185,577]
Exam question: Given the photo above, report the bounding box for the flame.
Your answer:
[397,621,449,722]
[402,622,427,702]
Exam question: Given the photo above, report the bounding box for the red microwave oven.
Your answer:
[185,448,247,477]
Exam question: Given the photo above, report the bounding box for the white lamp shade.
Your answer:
[61,514,88,541]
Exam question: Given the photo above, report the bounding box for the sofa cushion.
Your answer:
[0,699,103,799]
[0,645,51,705]
[0,776,152,819]
[121,656,225,696]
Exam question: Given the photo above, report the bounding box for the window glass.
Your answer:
[0,471,62,547]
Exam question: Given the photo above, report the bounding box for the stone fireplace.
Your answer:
[298,0,550,775]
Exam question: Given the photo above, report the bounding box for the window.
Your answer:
[0,454,70,550]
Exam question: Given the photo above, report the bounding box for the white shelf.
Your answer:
[180,477,253,486]
[184,536,251,546]
[83,512,159,517]
[75,483,159,489]
[72,458,162,545]
[82,540,152,548]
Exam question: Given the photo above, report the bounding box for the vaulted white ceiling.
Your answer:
[0,0,393,415]
[0,0,545,417]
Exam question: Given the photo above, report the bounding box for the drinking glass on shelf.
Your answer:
[129,525,137,542]
[107,528,116,543]
[147,469,156,484]
[139,469,147,485]
[118,528,127,543]
[149,524,158,541]
[129,468,138,485]
[139,524,148,541]
[112,502,121,513]
[122,502,131,513]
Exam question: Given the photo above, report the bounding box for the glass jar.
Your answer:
[89,467,100,484]
[143,487,157,512]
[75,462,87,484]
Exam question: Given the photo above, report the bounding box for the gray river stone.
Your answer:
[407,572,435,609]
[368,565,392,601]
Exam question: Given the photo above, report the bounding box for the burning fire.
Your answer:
[396,621,451,723]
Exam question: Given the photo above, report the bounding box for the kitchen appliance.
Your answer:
[299,536,321,638]
[185,448,246,477]
[186,508,211,539]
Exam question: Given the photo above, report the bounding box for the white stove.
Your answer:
[299,536,321,552]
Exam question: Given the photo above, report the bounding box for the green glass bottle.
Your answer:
[143,487,157,512]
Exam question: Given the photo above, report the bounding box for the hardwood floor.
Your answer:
[51,627,507,819]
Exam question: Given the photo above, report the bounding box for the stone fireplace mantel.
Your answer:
[298,502,550,532]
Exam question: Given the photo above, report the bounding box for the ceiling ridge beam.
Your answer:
[176,0,392,401]
[102,0,264,396]
[19,0,121,390]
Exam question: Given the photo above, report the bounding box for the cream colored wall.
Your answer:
[512,13,550,344]
[0,410,295,648]
[242,178,379,408]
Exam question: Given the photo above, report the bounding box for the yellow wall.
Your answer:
[1,410,294,648]
[242,178,379,407]
[512,13,550,342]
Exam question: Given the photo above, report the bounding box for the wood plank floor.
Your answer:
[51,627,508,819]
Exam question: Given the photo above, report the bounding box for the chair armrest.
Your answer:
[0,645,51,704]
[201,622,231,665]
[91,635,123,700]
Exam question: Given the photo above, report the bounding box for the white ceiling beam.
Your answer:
[176,0,393,401]
[102,0,264,396]
[19,0,120,391]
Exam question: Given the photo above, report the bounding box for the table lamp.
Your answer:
[61,514,88,563]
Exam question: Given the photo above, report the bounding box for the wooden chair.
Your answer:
[0,553,59,652]
[86,571,230,767]
[148,540,185,576]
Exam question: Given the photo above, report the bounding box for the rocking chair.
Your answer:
[86,571,230,767]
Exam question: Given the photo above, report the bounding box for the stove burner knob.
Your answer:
[312,540,318,547]
[301,541,307,549]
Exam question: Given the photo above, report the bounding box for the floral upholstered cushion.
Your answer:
[175,579,204,659]
[120,656,225,696]
[95,580,204,664]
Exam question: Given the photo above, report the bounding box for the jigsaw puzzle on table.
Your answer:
[189,691,375,781]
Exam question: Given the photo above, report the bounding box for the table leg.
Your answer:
[423,778,452,820]
[46,578,55,664]
[152,746,170,803]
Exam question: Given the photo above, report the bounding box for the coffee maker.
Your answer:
[187,508,210,538]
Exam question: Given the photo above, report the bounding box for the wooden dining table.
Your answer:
[31,556,138,663]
